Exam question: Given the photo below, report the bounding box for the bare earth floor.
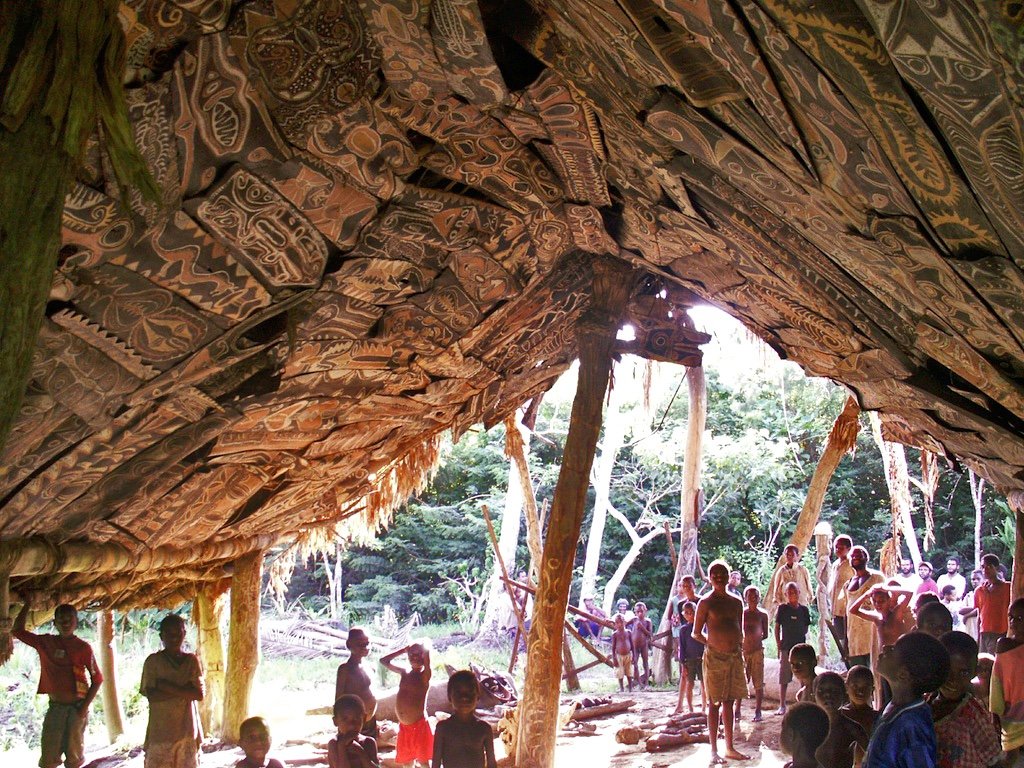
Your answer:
[77,690,789,768]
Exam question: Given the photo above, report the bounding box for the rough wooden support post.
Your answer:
[562,631,580,691]
[1009,492,1024,601]
[515,260,632,768]
[0,575,12,665]
[223,551,263,742]
[813,524,832,663]
[97,611,125,742]
[194,583,228,737]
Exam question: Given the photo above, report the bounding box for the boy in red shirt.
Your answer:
[14,600,103,768]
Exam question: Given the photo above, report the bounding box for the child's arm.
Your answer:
[431,722,445,768]
[379,645,413,675]
[848,601,881,624]
[691,600,709,645]
[483,720,498,768]
[773,608,782,650]
[422,648,432,684]
[760,611,769,642]
[81,649,103,711]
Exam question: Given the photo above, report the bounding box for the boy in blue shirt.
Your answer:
[864,631,949,768]
[674,601,704,714]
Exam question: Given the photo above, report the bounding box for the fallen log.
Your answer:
[571,698,634,720]
[645,731,710,752]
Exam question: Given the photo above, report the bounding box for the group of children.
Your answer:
[13,601,496,768]
[607,598,654,692]
[664,554,1024,767]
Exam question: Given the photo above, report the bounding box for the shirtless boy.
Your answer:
[336,628,378,737]
[631,601,653,688]
[610,614,634,692]
[849,585,914,649]
[692,560,750,763]
[432,670,497,768]
[328,695,379,768]
[738,585,769,722]
[380,641,433,768]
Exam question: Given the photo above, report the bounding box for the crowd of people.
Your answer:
[9,538,1022,768]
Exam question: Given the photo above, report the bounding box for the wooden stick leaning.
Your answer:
[481,505,530,673]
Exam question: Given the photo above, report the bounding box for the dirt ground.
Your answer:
[80,689,789,768]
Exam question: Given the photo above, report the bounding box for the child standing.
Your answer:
[336,628,378,738]
[814,671,868,768]
[432,670,497,768]
[329,695,379,768]
[674,600,704,714]
[849,586,915,649]
[380,641,433,768]
[926,631,1001,768]
[610,613,634,692]
[780,701,830,768]
[631,601,653,688]
[775,581,811,714]
[13,600,103,768]
[236,716,285,768]
[140,614,205,768]
[863,632,950,768]
[991,597,1024,766]
[739,585,769,722]
[841,665,880,737]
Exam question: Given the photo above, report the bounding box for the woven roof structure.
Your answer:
[1,0,1023,609]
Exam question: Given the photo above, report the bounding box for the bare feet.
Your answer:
[775,706,787,715]
[752,711,763,723]
[724,748,751,760]
[710,755,726,765]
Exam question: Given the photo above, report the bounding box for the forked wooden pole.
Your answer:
[481,505,529,671]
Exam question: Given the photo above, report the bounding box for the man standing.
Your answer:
[965,553,1010,654]
[936,556,966,600]
[767,544,813,614]
[839,546,884,668]
[892,560,921,591]
[827,535,854,663]
[728,571,743,598]
[14,600,103,768]
[915,562,939,601]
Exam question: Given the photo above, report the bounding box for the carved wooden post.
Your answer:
[515,260,632,768]
[194,583,228,737]
[1009,492,1024,601]
[223,551,263,741]
[98,610,124,742]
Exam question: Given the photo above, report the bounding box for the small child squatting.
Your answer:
[329,695,380,768]
[432,670,497,768]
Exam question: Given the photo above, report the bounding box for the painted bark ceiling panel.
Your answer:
[1,0,1023,607]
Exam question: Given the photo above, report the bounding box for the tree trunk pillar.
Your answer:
[223,551,263,742]
[97,611,124,742]
[194,583,228,737]
[515,260,632,768]
[1009,492,1024,601]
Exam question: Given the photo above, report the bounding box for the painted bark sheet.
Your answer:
[1,0,1024,607]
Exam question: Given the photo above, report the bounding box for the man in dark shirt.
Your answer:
[774,581,811,715]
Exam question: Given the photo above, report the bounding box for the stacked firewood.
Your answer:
[615,711,710,752]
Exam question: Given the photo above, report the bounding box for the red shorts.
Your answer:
[396,716,434,762]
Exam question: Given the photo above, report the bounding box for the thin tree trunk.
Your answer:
[970,470,985,570]
[652,365,706,684]
[869,413,922,565]
[1009,492,1024,601]
[515,261,631,768]
[97,611,124,742]
[506,415,543,584]
[789,397,860,553]
[479,417,528,635]
[580,359,632,605]
[194,584,227,738]
[601,514,665,615]
[224,550,263,742]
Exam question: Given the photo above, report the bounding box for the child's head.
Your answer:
[682,601,696,623]
[916,601,953,638]
[982,554,1001,581]
[346,628,370,659]
[813,671,846,713]
[914,592,939,613]
[789,643,817,685]
[869,586,891,611]
[53,604,78,636]
[680,575,696,596]
[158,613,187,651]
[634,601,647,617]
[970,569,983,589]
[743,585,760,608]
[834,535,852,558]
[407,641,428,669]
[940,584,956,601]
[785,581,800,606]
[938,631,978,700]
[729,571,742,589]
[447,669,480,716]
[333,694,366,737]
[784,545,799,565]
[239,716,272,763]
[877,631,950,696]
[845,665,874,707]
[708,560,730,586]
[1008,597,1024,640]
[780,702,830,760]
[614,614,626,630]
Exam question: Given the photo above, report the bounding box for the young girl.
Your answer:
[992,598,1024,766]
[140,614,205,768]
